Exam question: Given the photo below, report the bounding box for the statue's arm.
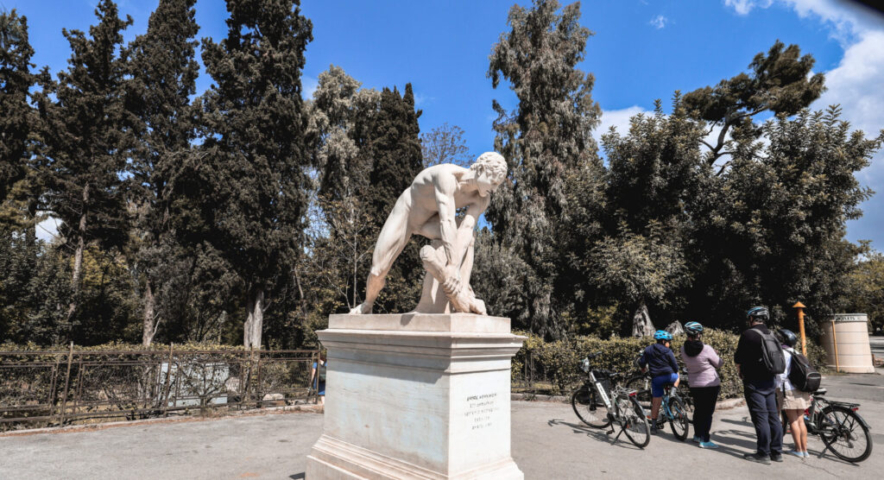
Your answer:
[459,196,490,232]
[434,177,458,267]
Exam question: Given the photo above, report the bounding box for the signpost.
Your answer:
[793,302,807,356]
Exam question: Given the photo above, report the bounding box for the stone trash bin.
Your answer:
[820,314,876,373]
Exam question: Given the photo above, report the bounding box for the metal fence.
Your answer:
[0,346,319,430]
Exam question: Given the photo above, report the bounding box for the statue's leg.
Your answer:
[350,206,411,314]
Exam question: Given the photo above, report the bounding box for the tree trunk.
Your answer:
[66,185,89,323]
[631,302,655,338]
[244,288,264,349]
[142,280,157,346]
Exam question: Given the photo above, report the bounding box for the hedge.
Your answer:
[512,329,828,399]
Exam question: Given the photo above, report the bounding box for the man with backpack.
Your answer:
[776,329,820,459]
[734,306,785,464]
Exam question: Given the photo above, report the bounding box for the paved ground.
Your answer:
[2,374,882,480]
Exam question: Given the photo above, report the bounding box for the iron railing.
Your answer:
[0,346,319,430]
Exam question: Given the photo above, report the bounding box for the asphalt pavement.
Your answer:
[2,373,882,480]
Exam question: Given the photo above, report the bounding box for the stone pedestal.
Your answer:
[306,313,525,480]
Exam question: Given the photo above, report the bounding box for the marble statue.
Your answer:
[348,152,507,315]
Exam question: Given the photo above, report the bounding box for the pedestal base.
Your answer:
[306,313,525,480]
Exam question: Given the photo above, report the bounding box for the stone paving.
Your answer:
[2,374,882,479]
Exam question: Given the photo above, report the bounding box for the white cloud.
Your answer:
[302,75,318,100]
[723,0,773,15]
[413,93,434,107]
[649,15,668,29]
[595,106,648,153]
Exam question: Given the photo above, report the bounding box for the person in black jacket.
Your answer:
[734,306,783,464]
[639,330,680,435]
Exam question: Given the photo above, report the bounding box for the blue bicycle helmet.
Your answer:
[684,322,704,336]
[654,330,673,341]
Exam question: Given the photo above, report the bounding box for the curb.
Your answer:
[0,403,323,438]
[511,393,746,410]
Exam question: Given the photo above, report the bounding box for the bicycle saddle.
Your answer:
[814,388,827,395]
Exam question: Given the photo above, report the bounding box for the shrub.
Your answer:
[512,329,829,398]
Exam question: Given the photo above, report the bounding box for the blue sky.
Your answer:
[5,0,884,249]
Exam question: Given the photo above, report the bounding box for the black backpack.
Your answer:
[748,329,786,375]
[788,349,821,392]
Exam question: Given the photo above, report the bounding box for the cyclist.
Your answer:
[680,321,723,449]
[735,306,784,464]
[776,329,811,459]
[638,330,679,435]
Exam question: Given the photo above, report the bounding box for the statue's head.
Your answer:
[470,152,508,197]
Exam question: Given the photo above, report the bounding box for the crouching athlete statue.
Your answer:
[348,152,507,315]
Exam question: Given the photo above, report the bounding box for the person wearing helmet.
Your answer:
[680,322,723,449]
[776,329,810,459]
[638,330,680,435]
[734,306,784,464]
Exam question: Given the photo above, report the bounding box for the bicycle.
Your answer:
[654,383,690,441]
[804,387,873,463]
[570,352,651,448]
[625,363,693,425]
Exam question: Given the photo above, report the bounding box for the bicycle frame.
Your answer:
[589,370,614,410]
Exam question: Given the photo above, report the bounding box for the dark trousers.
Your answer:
[690,385,720,442]
[743,380,783,457]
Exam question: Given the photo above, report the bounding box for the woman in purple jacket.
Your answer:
[681,322,724,449]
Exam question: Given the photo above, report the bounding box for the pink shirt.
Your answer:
[680,344,724,388]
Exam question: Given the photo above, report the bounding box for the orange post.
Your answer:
[793,302,807,356]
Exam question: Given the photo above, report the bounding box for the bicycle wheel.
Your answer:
[571,385,611,429]
[625,375,652,406]
[820,405,873,463]
[668,396,690,441]
[618,394,650,448]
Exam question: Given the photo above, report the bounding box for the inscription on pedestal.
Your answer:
[465,392,499,431]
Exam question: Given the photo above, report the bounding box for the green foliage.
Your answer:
[686,106,881,332]
[683,40,825,166]
[845,248,884,333]
[0,2,881,355]
[513,330,829,398]
[487,0,605,338]
[190,0,314,346]
[0,9,42,230]
[125,0,201,345]
[307,67,424,314]
[36,0,133,250]
[587,222,688,313]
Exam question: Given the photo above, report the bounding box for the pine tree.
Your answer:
[35,0,133,325]
[682,41,825,172]
[194,0,313,348]
[125,0,200,346]
[487,0,603,337]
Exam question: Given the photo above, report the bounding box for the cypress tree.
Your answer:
[366,84,424,312]
[194,0,313,348]
[125,0,200,346]
[35,0,133,325]
[487,0,603,337]
[0,9,41,230]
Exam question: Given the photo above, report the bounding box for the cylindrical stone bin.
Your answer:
[820,313,876,373]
